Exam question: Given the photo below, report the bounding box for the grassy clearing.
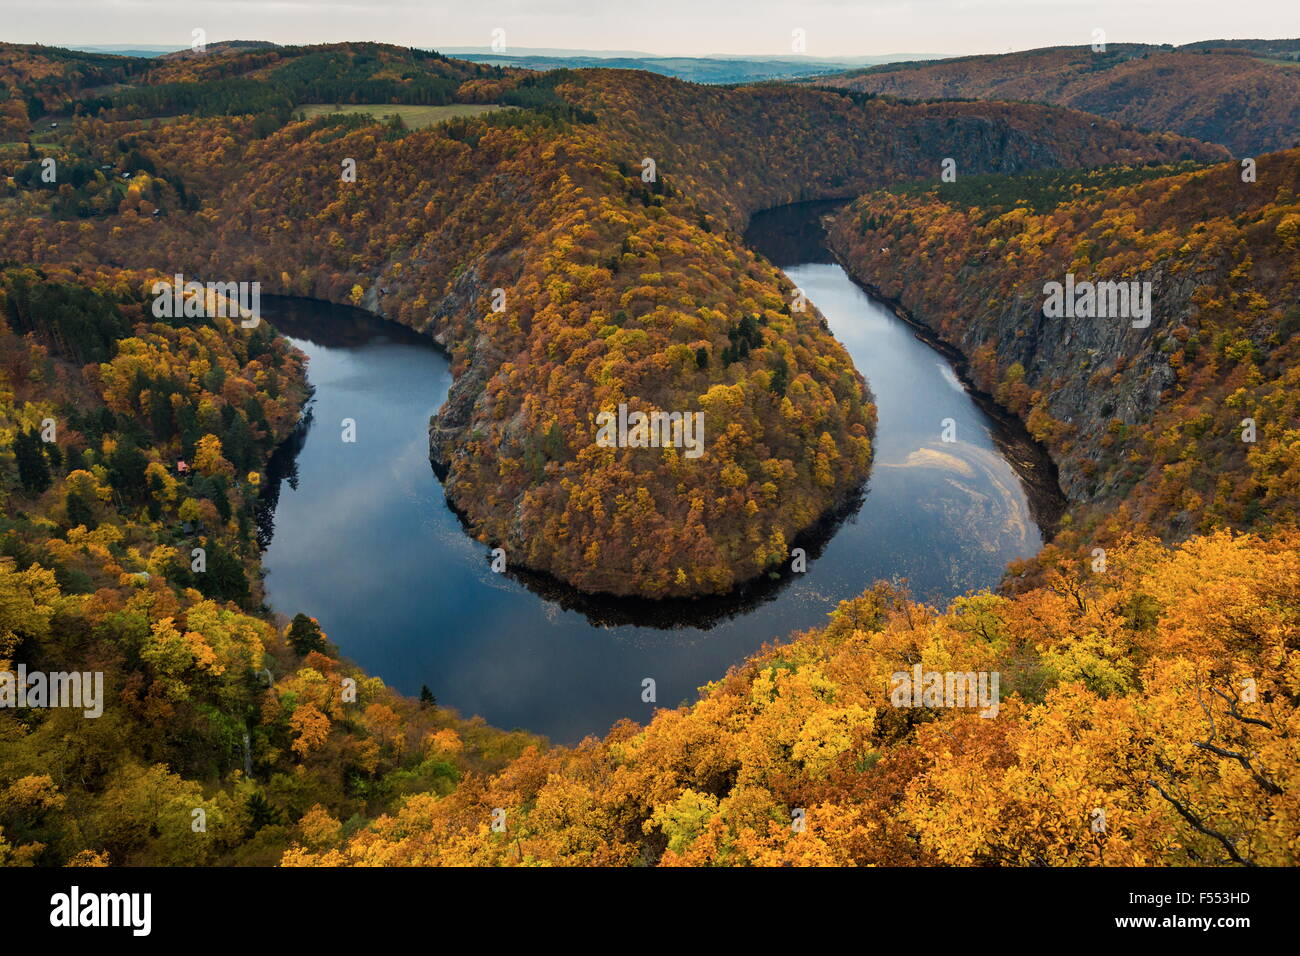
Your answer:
[295,103,512,129]
[1254,56,1300,69]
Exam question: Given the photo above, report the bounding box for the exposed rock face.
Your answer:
[825,151,1300,542]
[424,265,492,476]
[928,262,1191,505]
[428,331,493,480]
[824,235,1197,508]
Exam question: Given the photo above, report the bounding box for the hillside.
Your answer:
[449,53,859,85]
[0,43,1222,599]
[811,42,1300,155]
[825,151,1300,574]
[0,265,542,864]
[279,528,1298,866]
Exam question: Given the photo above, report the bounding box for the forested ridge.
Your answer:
[0,42,1294,867]
[810,41,1300,155]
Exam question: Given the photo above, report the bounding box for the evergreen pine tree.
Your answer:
[14,428,51,495]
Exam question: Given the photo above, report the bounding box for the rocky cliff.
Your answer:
[827,152,1300,547]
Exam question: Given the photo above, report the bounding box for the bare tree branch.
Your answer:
[1210,686,1273,729]
[1191,741,1283,796]
[1147,778,1255,867]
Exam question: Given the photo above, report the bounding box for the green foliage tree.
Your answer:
[287,613,327,656]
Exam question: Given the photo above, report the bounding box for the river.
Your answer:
[257,201,1060,743]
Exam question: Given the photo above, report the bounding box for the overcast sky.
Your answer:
[3,0,1297,57]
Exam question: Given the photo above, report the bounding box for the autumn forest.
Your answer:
[0,21,1297,888]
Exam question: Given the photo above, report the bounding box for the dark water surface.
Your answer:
[258,202,1058,743]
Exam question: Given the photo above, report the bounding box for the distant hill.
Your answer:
[69,40,281,58]
[0,41,509,125]
[448,54,850,84]
[394,50,949,85]
[0,44,149,131]
[65,46,180,59]
[64,43,948,84]
[157,39,280,60]
[811,41,1300,154]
